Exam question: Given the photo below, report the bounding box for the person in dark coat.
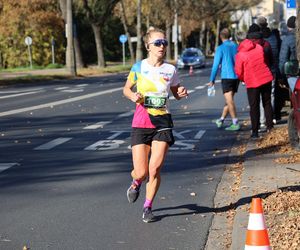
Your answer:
[278,16,297,116]
[279,16,297,75]
[257,16,282,123]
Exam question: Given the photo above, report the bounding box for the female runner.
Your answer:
[123,27,188,223]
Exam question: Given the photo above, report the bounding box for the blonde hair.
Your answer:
[143,27,165,44]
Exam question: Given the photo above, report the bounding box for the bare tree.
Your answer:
[296,0,300,62]
[116,0,135,63]
[59,0,84,68]
[81,0,119,67]
[66,0,77,76]
[136,0,143,61]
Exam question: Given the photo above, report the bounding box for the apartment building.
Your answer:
[232,0,295,31]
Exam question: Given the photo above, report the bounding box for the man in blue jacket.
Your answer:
[208,28,240,131]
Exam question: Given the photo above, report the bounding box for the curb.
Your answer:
[205,129,249,250]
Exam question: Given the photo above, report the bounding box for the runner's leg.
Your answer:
[145,141,169,202]
[224,91,237,119]
[131,144,151,181]
[221,104,229,119]
[127,144,150,203]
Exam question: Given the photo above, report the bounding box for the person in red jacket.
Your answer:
[235,36,273,138]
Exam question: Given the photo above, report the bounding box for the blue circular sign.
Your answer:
[119,34,128,43]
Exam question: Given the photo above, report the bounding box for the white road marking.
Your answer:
[34,137,72,150]
[194,130,206,139]
[76,84,88,87]
[84,140,125,151]
[0,88,43,94]
[84,121,111,129]
[54,87,69,90]
[173,130,192,139]
[62,89,84,93]
[0,163,19,173]
[118,111,133,118]
[0,87,123,117]
[107,131,126,140]
[0,91,43,100]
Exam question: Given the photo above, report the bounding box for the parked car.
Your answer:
[176,48,206,69]
[284,61,300,150]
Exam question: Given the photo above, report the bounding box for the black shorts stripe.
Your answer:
[131,128,175,147]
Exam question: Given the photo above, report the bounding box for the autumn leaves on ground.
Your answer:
[257,126,300,249]
[223,125,300,249]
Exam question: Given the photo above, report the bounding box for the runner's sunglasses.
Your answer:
[148,39,168,47]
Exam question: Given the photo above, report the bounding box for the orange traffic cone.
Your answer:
[189,65,193,75]
[245,198,271,250]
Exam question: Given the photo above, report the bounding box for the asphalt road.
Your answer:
[0,66,249,250]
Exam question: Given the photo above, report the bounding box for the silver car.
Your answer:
[176,48,206,69]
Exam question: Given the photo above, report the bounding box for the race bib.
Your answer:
[144,92,168,109]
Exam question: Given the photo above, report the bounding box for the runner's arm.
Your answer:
[123,79,143,103]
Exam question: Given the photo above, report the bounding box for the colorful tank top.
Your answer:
[127,59,180,128]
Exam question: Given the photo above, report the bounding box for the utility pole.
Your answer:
[296,0,300,62]
[136,0,142,62]
[66,0,76,76]
[173,0,178,61]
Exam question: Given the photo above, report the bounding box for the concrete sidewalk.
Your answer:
[205,124,300,250]
[0,68,69,79]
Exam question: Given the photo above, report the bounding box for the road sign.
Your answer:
[25,36,32,46]
[24,36,33,69]
[119,34,128,44]
[287,0,296,8]
[130,37,138,43]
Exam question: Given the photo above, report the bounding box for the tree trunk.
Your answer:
[74,37,84,68]
[59,0,84,68]
[91,23,105,67]
[214,19,220,52]
[120,0,135,63]
[296,0,300,62]
[146,15,150,29]
[73,22,84,68]
[206,29,210,56]
[136,0,143,62]
[66,0,76,76]
[166,20,172,61]
[173,0,178,61]
[200,21,205,49]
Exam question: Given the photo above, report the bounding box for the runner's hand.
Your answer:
[207,81,214,87]
[177,86,188,98]
[131,92,143,103]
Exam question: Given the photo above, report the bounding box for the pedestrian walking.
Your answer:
[123,27,188,223]
[257,16,282,126]
[279,16,297,76]
[246,23,274,133]
[208,28,240,131]
[235,25,274,138]
[278,16,297,113]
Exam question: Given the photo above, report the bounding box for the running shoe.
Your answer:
[215,119,223,128]
[142,207,155,223]
[225,123,240,131]
[258,124,267,133]
[251,132,259,139]
[126,181,141,203]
